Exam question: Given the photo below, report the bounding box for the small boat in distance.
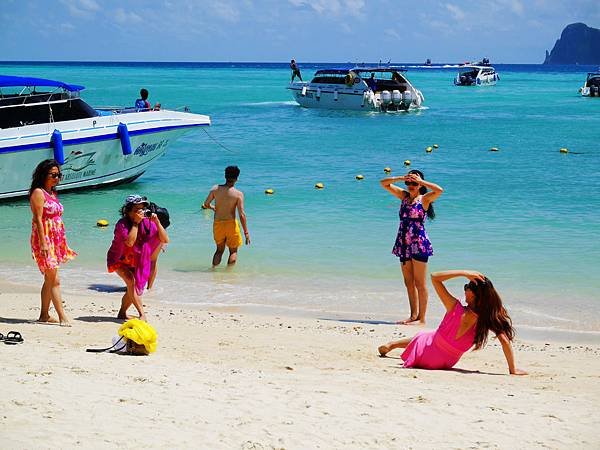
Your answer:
[288,66,424,112]
[454,60,499,86]
[0,75,210,200]
[580,71,600,97]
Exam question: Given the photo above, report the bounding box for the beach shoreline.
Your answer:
[1,275,599,449]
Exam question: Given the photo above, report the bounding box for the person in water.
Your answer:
[290,59,303,82]
[29,159,77,326]
[378,270,527,375]
[380,170,443,324]
[107,195,169,321]
[203,166,250,267]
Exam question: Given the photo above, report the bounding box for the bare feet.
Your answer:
[378,344,390,357]
[37,315,59,325]
[117,311,134,320]
[59,318,72,327]
[397,316,419,325]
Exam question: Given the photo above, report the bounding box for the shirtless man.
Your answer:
[202,166,250,266]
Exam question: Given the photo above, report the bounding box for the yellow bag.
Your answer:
[118,319,158,355]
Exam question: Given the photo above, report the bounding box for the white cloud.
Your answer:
[209,2,241,23]
[114,8,143,25]
[60,0,99,18]
[384,29,401,40]
[445,3,466,21]
[288,0,365,17]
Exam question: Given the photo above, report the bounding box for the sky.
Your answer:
[1,0,599,63]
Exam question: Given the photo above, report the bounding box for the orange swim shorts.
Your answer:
[213,219,243,248]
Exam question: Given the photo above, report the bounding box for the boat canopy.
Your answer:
[0,75,85,92]
[353,66,407,74]
[314,68,354,75]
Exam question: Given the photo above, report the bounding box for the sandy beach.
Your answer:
[0,278,598,449]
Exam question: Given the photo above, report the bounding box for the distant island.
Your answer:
[544,23,600,64]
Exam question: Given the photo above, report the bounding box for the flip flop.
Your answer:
[4,331,23,345]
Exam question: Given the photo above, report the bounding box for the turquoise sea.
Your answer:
[1,62,599,341]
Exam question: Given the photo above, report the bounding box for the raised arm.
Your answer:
[237,192,250,245]
[497,333,527,375]
[430,270,486,312]
[380,176,407,200]
[151,214,169,244]
[407,173,443,209]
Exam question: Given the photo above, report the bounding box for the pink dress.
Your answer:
[106,218,161,296]
[401,302,476,370]
[30,189,77,273]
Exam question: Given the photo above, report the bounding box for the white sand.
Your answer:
[1,278,599,449]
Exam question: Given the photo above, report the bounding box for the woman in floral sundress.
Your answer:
[380,170,443,324]
[29,159,77,326]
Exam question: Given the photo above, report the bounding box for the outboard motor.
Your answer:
[592,86,599,97]
[391,90,402,105]
[381,90,392,105]
[402,90,412,106]
[459,75,466,85]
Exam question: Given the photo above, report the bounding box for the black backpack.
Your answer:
[148,202,170,229]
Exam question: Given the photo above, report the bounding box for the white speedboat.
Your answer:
[287,66,424,111]
[454,65,499,86]
[0,75,210,200]
[580,72,600,97]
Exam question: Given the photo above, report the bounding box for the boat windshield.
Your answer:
[310,71,349,84]
[0,89,98,129]
[586,74,600,87]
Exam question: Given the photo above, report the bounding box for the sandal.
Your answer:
[4,331,23,345]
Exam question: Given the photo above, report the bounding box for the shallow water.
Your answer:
[1,62,599,341]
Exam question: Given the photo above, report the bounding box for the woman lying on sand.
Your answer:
[378,270,527,375]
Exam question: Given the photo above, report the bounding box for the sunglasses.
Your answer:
[48,172,63,180]
[404,181,419,187]
[464,280,487,291]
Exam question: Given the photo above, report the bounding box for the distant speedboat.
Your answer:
[0,75,210,200]
[454,65,499,86]
[580,72,600,97]
[287,66,424,112]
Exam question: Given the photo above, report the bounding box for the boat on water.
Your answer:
[580,72,600,97]
[454,62,499,86]
[287,66,424,111]
[0,75,210,200]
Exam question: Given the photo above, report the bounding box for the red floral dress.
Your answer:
[31,189,77,273]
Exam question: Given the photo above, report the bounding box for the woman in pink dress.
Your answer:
[107,195,169,321]
[378,270,527,375]
[380,170,443,324]
[29,159,77,326]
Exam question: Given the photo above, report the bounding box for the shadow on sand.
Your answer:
[75,316,124,324]
[88,284,126,293]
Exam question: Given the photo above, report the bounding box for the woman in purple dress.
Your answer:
[380,170,443,324]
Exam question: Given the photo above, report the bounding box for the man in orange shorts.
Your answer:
[202,166,250,266]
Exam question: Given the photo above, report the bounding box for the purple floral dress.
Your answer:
[392,197,433,263]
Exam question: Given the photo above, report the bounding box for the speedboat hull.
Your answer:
[0,110,210,200]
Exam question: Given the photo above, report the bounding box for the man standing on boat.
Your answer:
[290,59,303,82]
[202,166,250,267]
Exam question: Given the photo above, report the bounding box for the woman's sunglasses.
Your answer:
[48,172,63,180]
[404,181,419,187]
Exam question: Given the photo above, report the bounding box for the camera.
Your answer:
[143,208,153,218]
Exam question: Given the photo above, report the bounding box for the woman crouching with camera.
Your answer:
[107,195,169,321]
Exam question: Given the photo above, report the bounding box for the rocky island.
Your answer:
[544,23,600,64]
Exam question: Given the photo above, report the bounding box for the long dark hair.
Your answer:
[408,169,435,220]
[468,278,515,350]
[29,159,60,197]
